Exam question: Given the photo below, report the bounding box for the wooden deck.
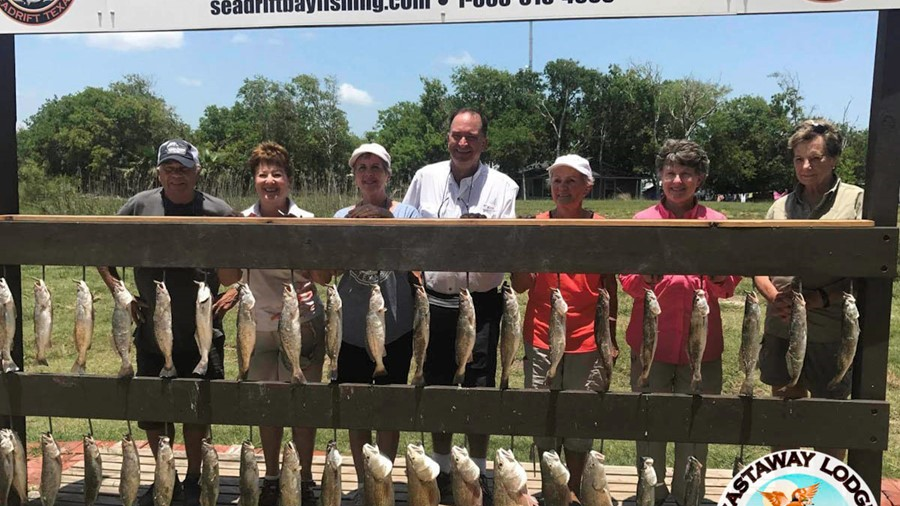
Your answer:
[25,442,729,506]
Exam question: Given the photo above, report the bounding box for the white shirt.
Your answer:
[403,160,519,295]
[241,199,320,330]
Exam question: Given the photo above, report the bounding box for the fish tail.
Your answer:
[826,377,840,390]
[193,359,208,377]
[36,350,49,366]
[739,379,754,397]
[639,372,650,389]
[70,361,84,375]
[411,374,425,387]
[159,366,177,379]
[691,377,702,395]
[373,364,388,378]
[452,370,466,386]
[118,363,135,379]
[291,370,307,384]
[499,377,509,390]
[330,365,339,383]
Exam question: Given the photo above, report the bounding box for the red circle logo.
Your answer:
[0,0,74,25]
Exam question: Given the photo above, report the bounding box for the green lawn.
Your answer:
[12,196,898,478]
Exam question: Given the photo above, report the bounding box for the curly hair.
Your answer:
[655,139,710,174]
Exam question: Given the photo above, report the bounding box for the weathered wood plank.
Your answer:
[0,219,893,277]
[850,8,900,497]
[0,374,888,450]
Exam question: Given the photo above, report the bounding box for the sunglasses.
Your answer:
[810,122,829,134]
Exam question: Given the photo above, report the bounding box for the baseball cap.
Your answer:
[348,143,391,175]
[547,154,594,184]
[157,139,200,169]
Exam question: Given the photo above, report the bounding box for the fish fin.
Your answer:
[70,362,84,375]
[117,363,135,378]
[159,366,177,378]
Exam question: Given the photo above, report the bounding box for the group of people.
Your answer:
[96,110,861,506]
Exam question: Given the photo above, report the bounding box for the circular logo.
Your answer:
[0,0,74,25]
[719,450,875,506]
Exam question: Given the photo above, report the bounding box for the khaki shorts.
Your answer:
[524,344,599,453]
[246,313,326,382]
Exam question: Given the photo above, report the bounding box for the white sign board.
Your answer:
[0,0,894,34]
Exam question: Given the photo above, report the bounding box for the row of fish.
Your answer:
[637,288,860,395]
[17,275,862,396]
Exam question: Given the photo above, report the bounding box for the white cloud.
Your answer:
[231,33,250,44]
[338,83,374,106]
[442,51,475,66]
[266,38,283,46]
[177,77,202,87]
[84,31,184,52]
[15,121,25,132]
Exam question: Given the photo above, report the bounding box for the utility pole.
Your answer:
[528,21,533,71]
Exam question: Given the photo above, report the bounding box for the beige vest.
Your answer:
[763,177,864,343]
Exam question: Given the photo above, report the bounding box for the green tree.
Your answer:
[18,74,188,194]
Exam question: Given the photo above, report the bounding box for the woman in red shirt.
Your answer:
[512,154,618,495]
[619,139,739,505]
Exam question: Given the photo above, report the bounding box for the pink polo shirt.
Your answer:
[619,200,740,365]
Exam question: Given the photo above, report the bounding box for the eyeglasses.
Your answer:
[661,172,698,182]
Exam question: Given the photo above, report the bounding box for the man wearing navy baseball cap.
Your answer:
[97,138,233,506]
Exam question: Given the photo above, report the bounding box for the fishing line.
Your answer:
[82,265,86,281]
[41,265,46,280]
[332,427,337,444]
[87,418,94,437]
[248,425,253,443]
[556,273,561,288]
[127,419,133,437]
[208,425,213,442]
[529,442,536,474]
[599,439,605,453]
[466,272,470,289]
[47,417,53,434]
[739,444,745,462]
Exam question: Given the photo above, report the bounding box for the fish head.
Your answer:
[459,287,472,303]
[843,292,859,319]
[327,285,342,310]
[238,283,256,305]
[33,277,46,293]
[541,450,570,482]
[282,282,297,298]
[587,450,605,467]
[693,289,710,316]
[369,285,385,311]
[0,432,13,453]
[451,445,479,482]
[407,443,440,481]
[326,445,343,468]
[551,288,568,313]
[598,287,610,304]
[363,443,392,480]
[415,283,428,301]
[792,290,806,308]
[122,433,133,444]
[495,448,527,493]
[641,456,654,469]
[113,280,135,307]
[154,280,169,297]
[40,431,55,446]
[195,281,211,303]
[0,278,9,299]
[688,456,702,470]
[745,291,759,305]
[159,436,171,450]
[645,290,662,315]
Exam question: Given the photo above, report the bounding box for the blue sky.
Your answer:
[14,10,878,136]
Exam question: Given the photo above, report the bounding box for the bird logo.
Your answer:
[760,483,820,506]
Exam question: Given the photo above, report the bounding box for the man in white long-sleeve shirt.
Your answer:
[403,108,519,506]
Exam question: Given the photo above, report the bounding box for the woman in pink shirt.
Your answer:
[512,154,618,495]
[619,140,739,505]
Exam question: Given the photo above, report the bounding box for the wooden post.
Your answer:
[851,8,900,498]
[0,34,24,501]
